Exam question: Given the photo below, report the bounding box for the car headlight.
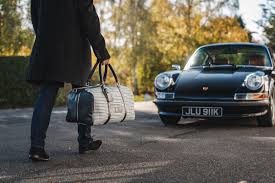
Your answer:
[244,72,264,91]
[154,74,174,90]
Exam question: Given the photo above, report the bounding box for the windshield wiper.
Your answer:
[212,63,236,67]
[203,63,239,70]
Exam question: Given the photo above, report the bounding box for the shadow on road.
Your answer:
[179,118,257,128]
[136,108,258,129]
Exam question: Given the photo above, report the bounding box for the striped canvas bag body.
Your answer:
[66,62,135,125]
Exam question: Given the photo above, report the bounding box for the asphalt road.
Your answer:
[1,102,275,183]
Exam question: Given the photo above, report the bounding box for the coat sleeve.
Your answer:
[78,0,110,62]
[31,0,39,34]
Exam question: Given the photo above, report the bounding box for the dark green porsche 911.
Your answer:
[154,43,275,127]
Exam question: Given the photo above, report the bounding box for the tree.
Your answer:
[203,17,250,43]
[150,0,249,65]
[261,0,275,50]
[0,0,33,56]
[101,0,250,94]
[105,0,156,95]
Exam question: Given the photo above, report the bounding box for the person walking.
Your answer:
[26,0,110,161]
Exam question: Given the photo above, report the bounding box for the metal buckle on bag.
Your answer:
[86,80,91,86]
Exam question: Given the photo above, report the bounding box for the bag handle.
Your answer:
[87,61,102,84]
[102,64,119,84]
[87,61,119,85]
[87,61,107,85]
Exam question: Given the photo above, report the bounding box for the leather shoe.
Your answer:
[79,140,102,154]
[29,147,50,161]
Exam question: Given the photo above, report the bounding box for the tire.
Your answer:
[257,91,275,127]
[159,115,181,126]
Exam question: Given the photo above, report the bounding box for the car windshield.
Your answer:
[185,45,272,69]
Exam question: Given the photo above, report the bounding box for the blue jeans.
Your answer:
[31,82,92,148]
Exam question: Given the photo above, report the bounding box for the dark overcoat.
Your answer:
[26,0,110,86]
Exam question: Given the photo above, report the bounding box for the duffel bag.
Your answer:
[66,62,135,125]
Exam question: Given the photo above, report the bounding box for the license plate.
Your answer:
[182,107,223,117]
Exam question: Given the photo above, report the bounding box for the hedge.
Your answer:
[0,57,67,108]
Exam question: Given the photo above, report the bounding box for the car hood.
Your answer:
[174,67,267,100]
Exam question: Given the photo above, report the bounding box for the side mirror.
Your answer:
[172,64,181,70]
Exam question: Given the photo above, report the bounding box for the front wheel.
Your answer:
[257,92,275,127]
[159,115,181,126]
